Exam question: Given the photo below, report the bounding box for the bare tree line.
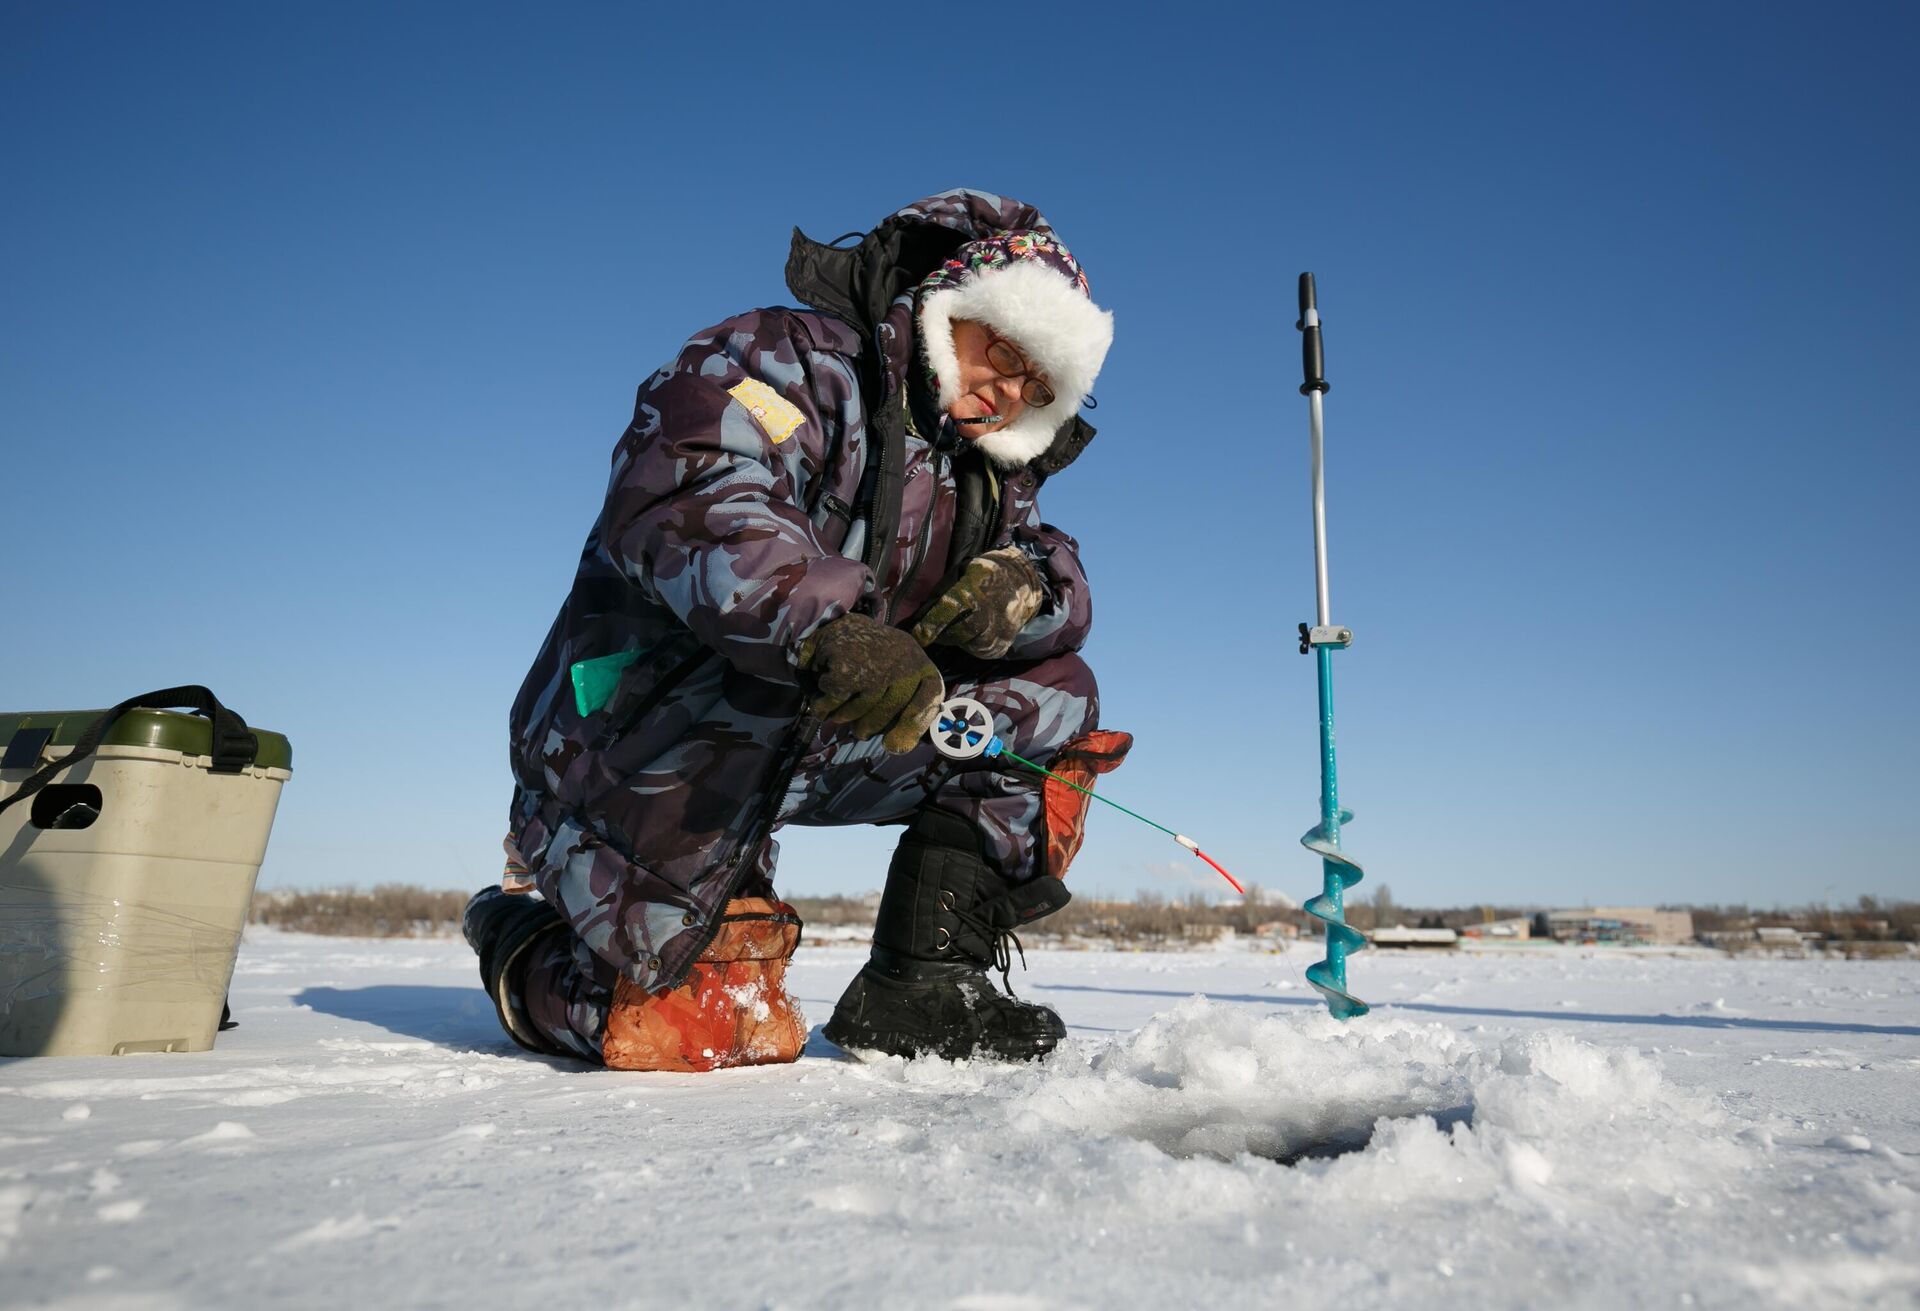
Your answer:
[248,883,1920,946]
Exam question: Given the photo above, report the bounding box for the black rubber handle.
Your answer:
[1297,272,1329,396]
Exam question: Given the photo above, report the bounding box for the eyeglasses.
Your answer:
[985,336,1056,408]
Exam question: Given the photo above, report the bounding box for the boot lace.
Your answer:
[950,903,1027,996]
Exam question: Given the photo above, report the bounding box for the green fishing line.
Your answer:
[1000,750,1182,840]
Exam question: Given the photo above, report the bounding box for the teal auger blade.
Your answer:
[1302,810,1369,1019]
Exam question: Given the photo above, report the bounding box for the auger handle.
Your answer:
[1297,273,1329,396]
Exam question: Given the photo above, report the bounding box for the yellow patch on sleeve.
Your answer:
[727,377,806,444]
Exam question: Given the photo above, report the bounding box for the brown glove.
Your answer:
[799,613,946,754]
[910,547,1046,660]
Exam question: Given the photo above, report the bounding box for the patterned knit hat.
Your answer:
[916,230,1114,467]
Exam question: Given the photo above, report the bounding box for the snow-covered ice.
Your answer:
[2,933,1916,1309]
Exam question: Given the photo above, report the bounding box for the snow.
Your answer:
[2,933,1917,1310]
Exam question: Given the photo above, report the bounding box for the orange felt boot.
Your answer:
[1040,730,1133,878]
[600,898,807,1073]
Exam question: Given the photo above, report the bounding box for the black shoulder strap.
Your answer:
[860,389,908,605]
[784,216,975,623]
[0,686,258,818]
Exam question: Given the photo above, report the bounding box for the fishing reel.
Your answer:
[928,696,1002,760]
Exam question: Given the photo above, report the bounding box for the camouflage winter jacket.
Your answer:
[506,191,1097,985]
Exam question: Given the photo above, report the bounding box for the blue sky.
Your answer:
[4,2,1914,909]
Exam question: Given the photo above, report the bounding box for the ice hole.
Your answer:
[1264,1104,1474,1165]
[1128,1102,1474,1166]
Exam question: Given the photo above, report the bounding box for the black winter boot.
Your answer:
[463,885,569,1056]
[823,810,1071,1062]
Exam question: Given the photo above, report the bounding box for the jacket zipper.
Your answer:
[860,387,905,594]
[890,446,947,624]
[658,709,819,990]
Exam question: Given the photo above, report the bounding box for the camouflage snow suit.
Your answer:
[505,191,1109,1061]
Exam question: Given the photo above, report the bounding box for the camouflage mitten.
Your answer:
[799,613,947,754]
[910,547,1046,660]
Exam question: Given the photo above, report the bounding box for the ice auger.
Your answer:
[1294,273,1369,1020]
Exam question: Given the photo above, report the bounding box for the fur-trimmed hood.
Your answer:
[914,231,1113,468]
[784,190,1111,472]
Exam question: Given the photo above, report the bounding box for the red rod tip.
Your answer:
[1193,849,1245,895]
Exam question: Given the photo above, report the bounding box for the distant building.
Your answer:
[1460,917,1532,940]
[1547,907,1695,945]
[1547,911,1630,944]
[1181,923,1231,942]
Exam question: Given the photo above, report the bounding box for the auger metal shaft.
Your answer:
[1309,387,1332,629]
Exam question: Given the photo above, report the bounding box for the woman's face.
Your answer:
[947,318,1047,433]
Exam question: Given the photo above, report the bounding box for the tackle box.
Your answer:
[0,705,292,1056]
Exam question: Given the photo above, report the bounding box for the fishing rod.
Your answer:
[928,697,1245,894]
[1294,272,1369,1020]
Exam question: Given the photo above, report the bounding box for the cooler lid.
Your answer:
[0,708,292,772]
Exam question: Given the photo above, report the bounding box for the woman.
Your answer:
[466,189,1129,1069]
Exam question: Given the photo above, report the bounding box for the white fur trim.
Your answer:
[918,260,1114,468]
[968,416,1060,467]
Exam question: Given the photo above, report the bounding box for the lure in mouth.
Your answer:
[955,415,1006,425]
